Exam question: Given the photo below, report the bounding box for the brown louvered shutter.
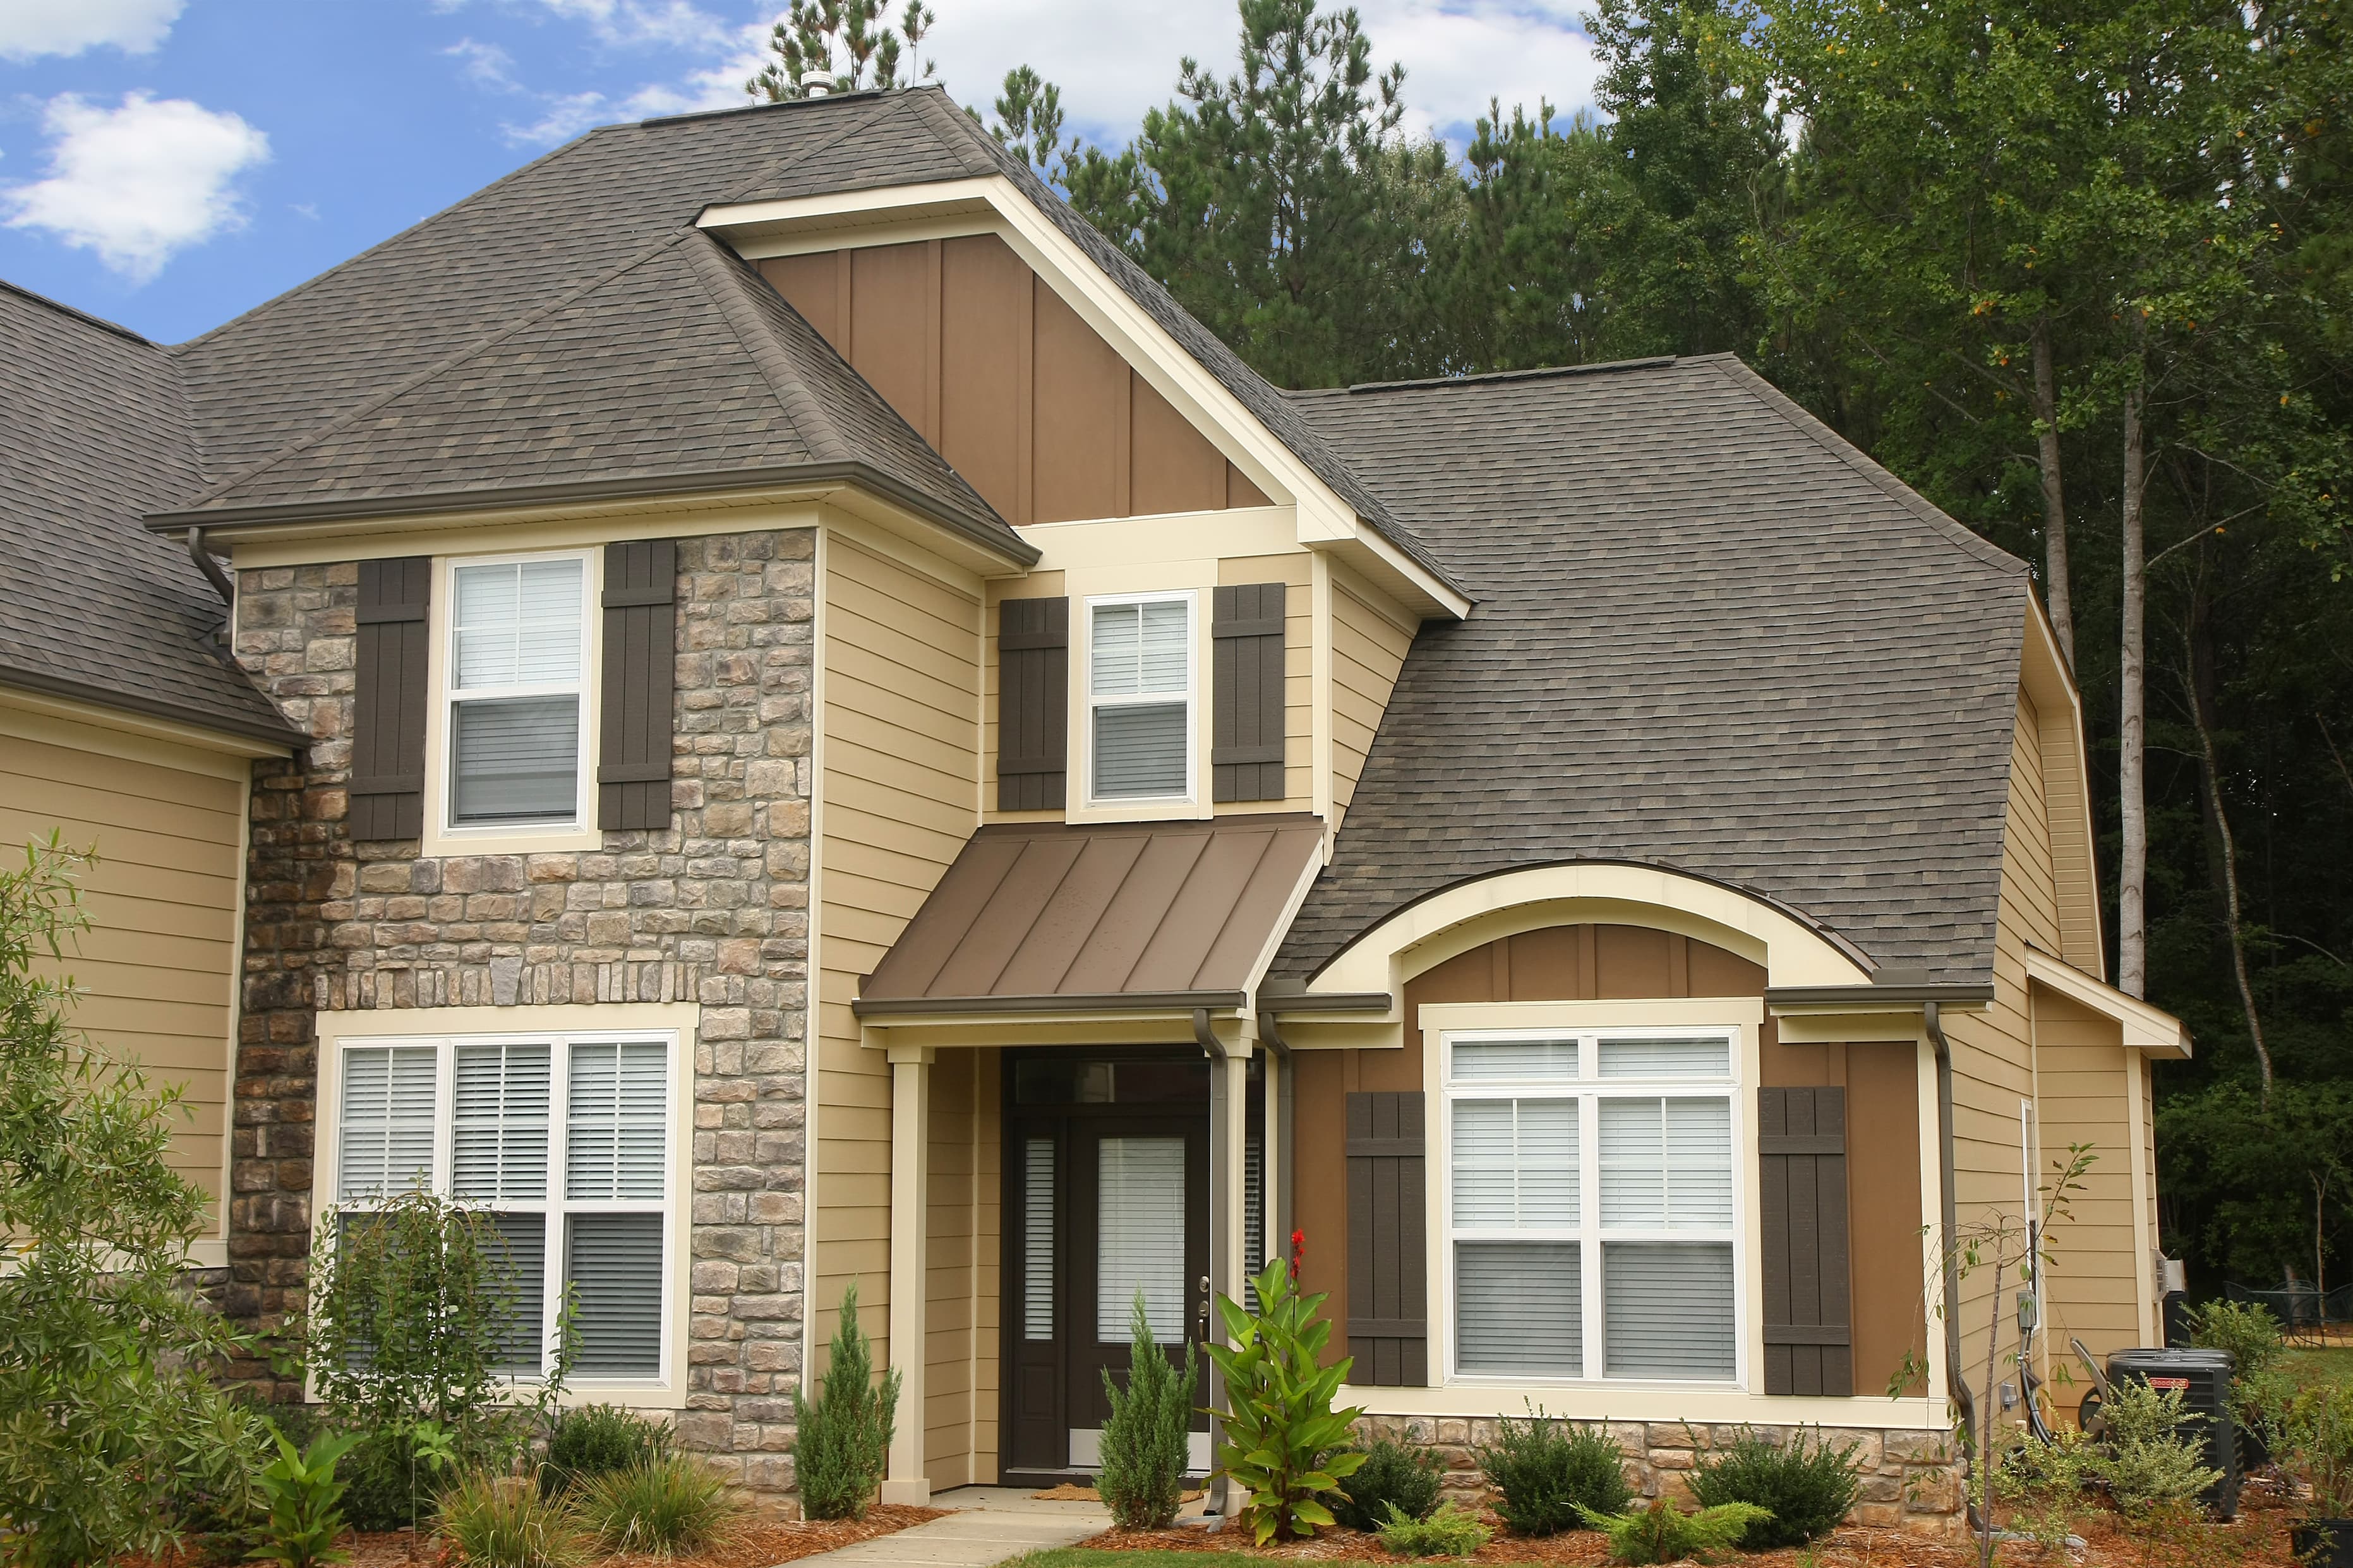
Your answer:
[1346,1091,1427,1385]
[349,557,431,841]
[598,539,677,832]
[1212,582,1285,803]
[997,596,1068,811]
[1760,1086,1854,1396]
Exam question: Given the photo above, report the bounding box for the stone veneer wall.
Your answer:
[1357,1415,1964,1537]
[229,530,816,1493]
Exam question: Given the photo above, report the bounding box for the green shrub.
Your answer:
[1474,1408,1632,1536]
[1376,1500,1489,1557]
[2283,1382,2353,1517]
[1334,1438,1445,1531]
[2097,1379,2223,1515]
[2187,1299,2290,1444]
[337,1428,421,1530]
[544,1404,671,1495]
[1994,1426,2098,1553]
[434,1472,587,1568]
[1685,1426,1862,1547]
[1203,1257,1367,1544]
[248,1430,360,1568]
[791,1281,901,1520]
[1576,1497,1772,1565]
[574,1455,742,1557]
[1096,1292,1198,1531]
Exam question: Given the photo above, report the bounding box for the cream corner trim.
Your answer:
[2023,948,2191,1057]
[1305,862,1873,1000]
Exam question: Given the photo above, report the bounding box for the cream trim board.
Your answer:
[2018,592,2103,969]
[1016,506,1301,570]
[2023,949,2190,1057]
[1309,553,1335,834]
[313,1002,699,1408]
[802,527,831,1398]
[421,546,604,858]
[1419,998,1768,1035]
[2125,1048,2158,1343]
[0,688,285,772]
[1914,1034,1951,1406]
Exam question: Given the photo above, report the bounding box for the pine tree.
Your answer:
[748,0,937,102]
[1096,1293,1197,1530]
[791,1282,901,1519]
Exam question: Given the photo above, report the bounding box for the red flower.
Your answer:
[1289,1228,1306,1275]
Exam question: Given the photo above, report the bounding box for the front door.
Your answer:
[1002,1052,1212,1478]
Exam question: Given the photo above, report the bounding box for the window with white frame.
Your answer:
[446,554,590,829]
[1088,593,1193,800]
[332,1032,674,1381]
[1443,1029,1738,1383]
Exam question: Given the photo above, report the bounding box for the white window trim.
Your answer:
[1435,1024,1751,1392]
[1080,589,1198,810]
[422,548,603,857]
[313,1004,696,1407]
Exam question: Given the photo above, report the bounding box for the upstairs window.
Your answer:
[447,555,589,828]
[1088,593,1193,801]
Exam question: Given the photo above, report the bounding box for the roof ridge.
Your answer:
[639,86,889,129]
[1707,356,2026,579]
[683,233,855,463]
[1,278,155,345]
[170,94,905,517]
[1304,356,1681,398]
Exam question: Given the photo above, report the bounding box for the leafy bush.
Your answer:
[248,1430,360,1568]
[1685,1426,1862,1547]
[1097,1291,1198,1531]
[791,1281,901,1520]
[2284,1382,2353,1517]
[1204,1256,1367,1544]
[0,839,263,1567]
[2187,1299,2290,1445]
[1335,1437,1446,1531]
[2097,1379,2224,1516]
[1474,1408,1632,1536]
[1376,1500,1489,1557]
[435,1472,587,1568]
[574,1455,743,1557]
[1576,1497,1772,1565]
[545,1404,671,1495]
[1994,1426,2098,1552]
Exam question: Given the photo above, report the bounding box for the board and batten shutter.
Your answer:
[1346,1091,1428,1385]
[1212,582,1285,803]
[349,557,432,841]
[998,596,1069,811]
[598,539,677,832]
[1759,1086,1854,1396]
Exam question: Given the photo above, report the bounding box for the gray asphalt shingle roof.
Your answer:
[0,282,300,743]
[1272,355,2031,985]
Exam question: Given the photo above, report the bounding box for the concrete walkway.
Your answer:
[791,1488,1114,1568]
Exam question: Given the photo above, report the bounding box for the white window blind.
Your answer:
[448,556,586,827]
[567,1041,668,1200]
[567,1212,665,1376]
[1457,1241,1581,1375]
[1097,1136,1187,1344]
[489,1211,548,1373]
[1090,598,1189,799]
[453,1043,550,1200]
[1244,1131,1265,1311]
[1598,1036,1730,1079]
[1599,1098,1732,1229]
[1604,1241,1735,1379]
[338,1045,438,1199]
[1452,1098,1579,1226]
[1452,1037,1578,1080]
[1023,1137,1054,1342]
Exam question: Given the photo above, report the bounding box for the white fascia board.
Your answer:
[701,178,1468,621]
[2019,589,2105,964]
[2023,947,2192,1058]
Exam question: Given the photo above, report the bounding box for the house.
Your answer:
[0,83,2188,1527]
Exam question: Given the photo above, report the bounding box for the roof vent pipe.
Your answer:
[799,71,833,97]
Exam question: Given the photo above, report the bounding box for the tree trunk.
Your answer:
[2119,372,2150,999]
[2033,319,2075,666]
[2184,611,2273,1098]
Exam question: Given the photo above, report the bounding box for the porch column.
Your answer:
[882,1043,934,1505]
[1205,1036,1251,1514]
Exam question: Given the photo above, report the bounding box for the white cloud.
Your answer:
[0,0,183,61]
[497,13,770,146]
[1,93,271,283]
[447,37,521,89]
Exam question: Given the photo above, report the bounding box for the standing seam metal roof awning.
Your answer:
[854,815,1325,1015]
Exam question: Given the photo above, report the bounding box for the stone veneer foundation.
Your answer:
[1356,1415,1965,1537]
[228,530,815,1492]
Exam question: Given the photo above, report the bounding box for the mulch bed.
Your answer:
[1076,1483,2310,1565]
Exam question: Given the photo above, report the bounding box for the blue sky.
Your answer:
[0,1,1600,346]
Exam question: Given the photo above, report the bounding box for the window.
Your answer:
[446,554,590,829]
[1443,1029,1739,1384]
[332,1031,675,1382]
[1088,594,1193,800]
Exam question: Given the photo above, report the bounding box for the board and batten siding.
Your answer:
[1329,572,1415,829]
[0,704,251,1238]
[814,532,984,1389]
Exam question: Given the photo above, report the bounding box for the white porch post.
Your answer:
[1205,1036,1251,1514]
[882,1043,934,1505]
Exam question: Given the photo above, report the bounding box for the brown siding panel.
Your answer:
[1212,582,1285,802]
[1760,1086,1854,1396]
[1345,1091,1426,1385]
[598,538,677,831]
[996,596,1068,811]
[1131,373,1226,515]
[850,241,935,442]
[350,556,431,841]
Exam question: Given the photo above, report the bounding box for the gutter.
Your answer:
[0,663,304,751]
[1763,982,1995,1008]
[1924,1000,1981,1530]
[852,988,1246,1019]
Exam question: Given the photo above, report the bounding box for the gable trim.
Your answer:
[2024,947,2189,1057]
[2018,592,2105,974]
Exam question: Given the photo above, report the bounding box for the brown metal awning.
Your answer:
[855,814,1325,1017]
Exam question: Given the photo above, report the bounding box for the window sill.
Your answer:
[1068,797,1210,825]
[421,821,605,858]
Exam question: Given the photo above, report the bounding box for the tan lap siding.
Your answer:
[0,716,248,1236]
[816,534,984,1381]
[1330,575,1414,827]
[2031,989,2143,1360]
[1219,553,1313,810]
[925,1048,1001,1485]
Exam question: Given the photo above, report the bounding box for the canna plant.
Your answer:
[1202,1254,1366,1544]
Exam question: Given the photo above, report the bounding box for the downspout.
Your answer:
[186,525,236,606]
[1193,1007,1227,1061]
[1925,1000,1982,1530]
